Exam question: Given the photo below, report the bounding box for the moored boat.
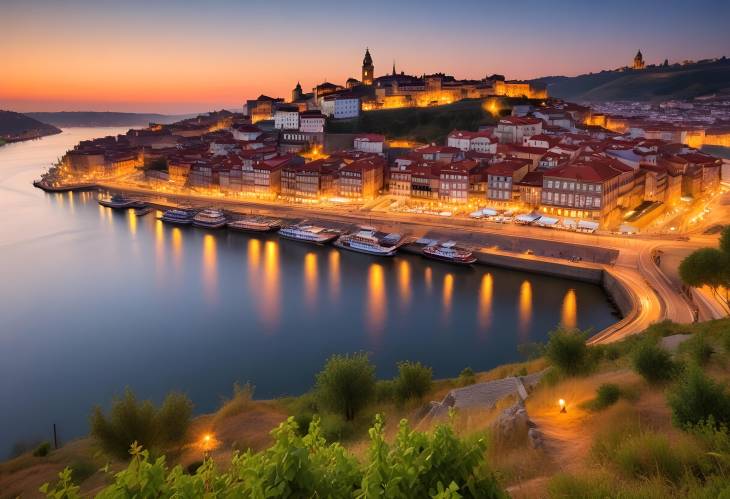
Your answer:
[193,209,227,229]
[160,208,194,225]
[278,224,338,245]
[134,206,153,216]
[227,216,282,233]
[422,241,477,265]
[334,229,399,256]
[98,193,135,209]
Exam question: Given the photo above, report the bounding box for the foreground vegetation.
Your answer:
[5,318,729,497]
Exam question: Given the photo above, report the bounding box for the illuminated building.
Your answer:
[273,105,300,130]
[486,160,530,204]
[447,130,497,153]
[354,134,385,154]
[299,111,326,133]
[245,95,284,123]
[633,50,645,70]
[495,116,543,144]
[362,47,374,86]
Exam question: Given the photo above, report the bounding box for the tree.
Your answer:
[395,361,432,402]
[315,353,375,421]
[545,327,590,376]
[90,389,193,459]
[667,365,730,428]
[679,236,730,314]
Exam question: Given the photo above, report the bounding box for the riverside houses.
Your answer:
[486,159,530,204]
[336,155,386,200]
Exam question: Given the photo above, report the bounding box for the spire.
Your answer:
[363,47,373,67]
[392,60,396,76]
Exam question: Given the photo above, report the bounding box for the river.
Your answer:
[0,128,617,457]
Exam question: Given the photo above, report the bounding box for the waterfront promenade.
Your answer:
[94,179,730,343]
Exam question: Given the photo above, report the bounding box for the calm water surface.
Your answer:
[0,128,617,456]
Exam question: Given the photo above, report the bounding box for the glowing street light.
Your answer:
[558,398,567,413]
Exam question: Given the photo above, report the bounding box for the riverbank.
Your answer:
[5,318,730,498]
[93,181,643,343]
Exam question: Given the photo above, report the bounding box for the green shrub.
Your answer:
[315,352,375,421]
[319,413,352,442]
[374,379,396,403]
[90,388,193,459]
[69,460,96,483]
[612,432,703,483]
[292,412,314,437]
[458,367,477,386]
[631,340,679,384]
[395,361,432,402]
[545,327,590,376]
[681,333,715,366]
[667,366,730,428]
[586,384,621,411]
[43,415,508,498]
[33,441,51,457]
[604,343,622,361]
[216,382,254,421]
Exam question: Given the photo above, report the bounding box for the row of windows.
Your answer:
[545,179,602,192]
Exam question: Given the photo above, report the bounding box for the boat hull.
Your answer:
[334,240,397,257]
[160,216,193,225]
[422,250,477,265]
[98,199,134,209]
[227,223,280,233]
[278,232,337,245]
[193,221,227,229]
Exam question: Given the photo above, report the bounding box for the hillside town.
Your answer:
[41,49,729,231]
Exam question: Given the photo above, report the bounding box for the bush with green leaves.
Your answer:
[33,441,51,457]
[667,365,730,429]
[680,332,714,365]
[42,415,507,498]
[459,367,477,386]
[545,327,590,376]
[395,361,433,402]
[90,388,193,459]
[315,352,375,421]
[374,379,396,403]
[631,340,679,384]
[587,383,621,411]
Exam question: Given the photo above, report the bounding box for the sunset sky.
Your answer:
[2,0,729,114]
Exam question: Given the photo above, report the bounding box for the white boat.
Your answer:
[98,194,135,209]
[227,216,282,233]
[334,229,398,256]
[160,208,194,225]
[422,241,477,265]
[278,224,338,245]
[193,209,227,229]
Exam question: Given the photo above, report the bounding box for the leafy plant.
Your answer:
[395,361,433,402]
[680,332,714,366]
[90,388,193,459]
[631,340,679,384]
[586,383,621,411]
[459,367,477,386]
[545,327,590,376]
[315,352,375,421]
[667,365,730,428]
[33,441,51,457]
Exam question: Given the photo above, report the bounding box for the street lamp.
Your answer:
[559,398,567,413]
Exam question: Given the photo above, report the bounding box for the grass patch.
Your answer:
[582,383,621,411]
[215,382,254,422]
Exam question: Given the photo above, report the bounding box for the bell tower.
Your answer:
[362,48,374,86]
[633,50,645,70]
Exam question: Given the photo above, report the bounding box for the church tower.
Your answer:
[633,50,645,70]
[291,82,303,102]
[362,48,374,86]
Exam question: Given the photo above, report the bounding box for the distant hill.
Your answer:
[532,58,730,102]
[326,99,497,143]
[24,111,196,128]
[0,110,61,143]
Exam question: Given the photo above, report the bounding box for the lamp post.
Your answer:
[559,398,567,414]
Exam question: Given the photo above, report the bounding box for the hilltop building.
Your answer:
[362,48,374,86]
[633,50,645,70]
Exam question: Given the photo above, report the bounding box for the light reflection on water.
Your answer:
[0,128,618,459]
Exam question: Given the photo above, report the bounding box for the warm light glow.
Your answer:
[128,211,137,236]
[261,240,280,331]
[398,259,411,308]
[424,267,433,293]
[155,219,165,284]
[478,273,493,331]
[442,273,454,319]
[328,249,340,301]
[561,289,577,329]
[559,398,567,413]
[202,234,218,304]
[518,280,532,339]
[304,252,318,309]
[171,227,183,271]
[366,263,386,338]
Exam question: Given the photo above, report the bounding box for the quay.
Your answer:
[85,181,701,345]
